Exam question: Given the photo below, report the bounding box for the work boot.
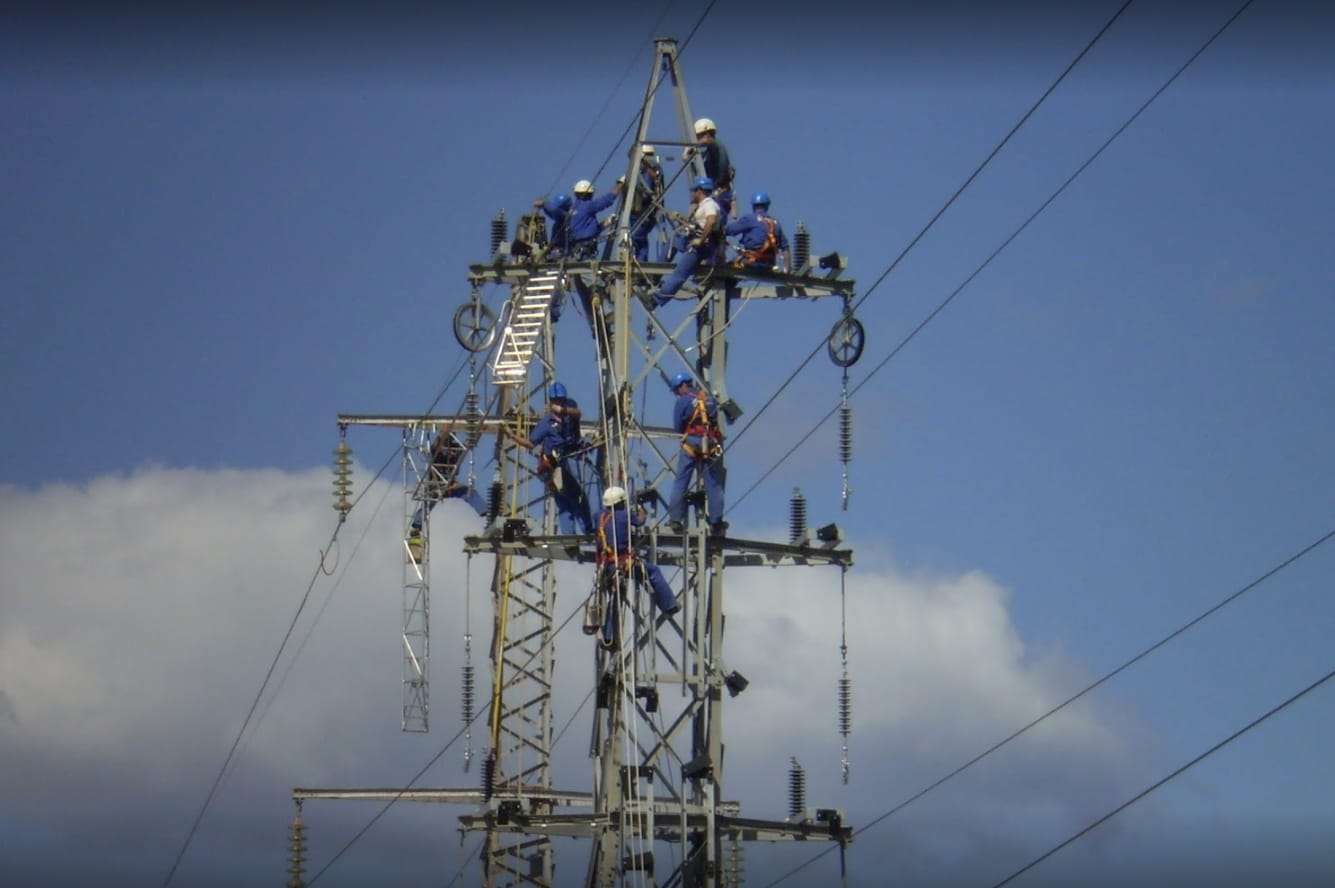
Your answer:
[635,286,660,313]
[667,520,686,535]
[709,521,729,537]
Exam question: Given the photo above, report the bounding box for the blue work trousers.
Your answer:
[548,458,594,534]
[655,245,716,303]
[601,561,679,643]
[630,213,657,262]
[668,442,724,523]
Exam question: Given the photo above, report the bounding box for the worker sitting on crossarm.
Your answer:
[727,191,790,272]
[651,177,722,308]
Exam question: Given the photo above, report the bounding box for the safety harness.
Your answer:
[596,509,635,570]
[732,216,778,268]
[681,388,723,460]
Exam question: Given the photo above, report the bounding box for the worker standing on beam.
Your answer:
[567,178,623,260]
[650,177,721,308]
[534,192,573,259]
[512,382,594,535]
[406,429,489,563]
[629,145,665,261]
[665,371,726,536]
[692,117,734,217]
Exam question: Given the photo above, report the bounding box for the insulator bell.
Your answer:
[838,674,853,737]
[839,402,853,464]
[787,756,806,821]
[789,488,807,544]
[460,663,475,724]
[286,809,307,887]
[725,834,745,887]
[482,751,497,800]
[487,479,503,522]
[794,221,810,272]
[490,210,507,256]
[331,439,353,520]
[464,392,483,447]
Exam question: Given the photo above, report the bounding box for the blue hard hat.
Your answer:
[692,176,715,192]
[751,191,771,207]
[669,371,693,389]
[553,193,572,211]
[549,382,567,399]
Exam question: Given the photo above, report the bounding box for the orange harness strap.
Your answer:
[732,217,778,267]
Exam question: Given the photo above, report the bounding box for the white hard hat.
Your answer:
[602,486,627,507]
[693,118,716,135]
[641,144,656,155]
[573,179,594,195]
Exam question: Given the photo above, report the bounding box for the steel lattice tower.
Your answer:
[295,39,858,887]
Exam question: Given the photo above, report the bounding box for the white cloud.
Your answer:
[0,467,1152,887]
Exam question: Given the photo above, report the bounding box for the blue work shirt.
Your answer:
[674,387,718,434]
[569,192,618,242]
[550,396,582,448]
[700,139,733,189]
[541,200,571,252]
[598,505,646,555]
[725,212,789,253]
[529,415,567,461]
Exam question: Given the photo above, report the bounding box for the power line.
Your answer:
[727,0,1256,517]
[160,355,473,886]
[726,0,1136,453]
[443,836,487,887]
[762,524,1332,886]
[991,665,1335,887]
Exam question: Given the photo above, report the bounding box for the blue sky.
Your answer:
[3,1,1333,886]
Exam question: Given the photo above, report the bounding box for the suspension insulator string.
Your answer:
[839,368,852,511]
[462,552,475,771]
[287,800,306,888]
[331,427,353,522]
[838,566,852,784]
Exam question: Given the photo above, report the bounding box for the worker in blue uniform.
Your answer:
[692,118,734,217]
[665,371,726,535]
[514,382,594,534]
[651,177,722,308]
[726,191,791,272]
[591,485,679,646]
[405,429,489,563]
[567,179,623,260]
[629,146,665,261]
[534,192,573,258]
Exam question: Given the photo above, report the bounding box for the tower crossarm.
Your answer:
[462,532,853,569]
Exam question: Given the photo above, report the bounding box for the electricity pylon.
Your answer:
[294,38,861,887]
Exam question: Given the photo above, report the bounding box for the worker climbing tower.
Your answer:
[294,38,863,886]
